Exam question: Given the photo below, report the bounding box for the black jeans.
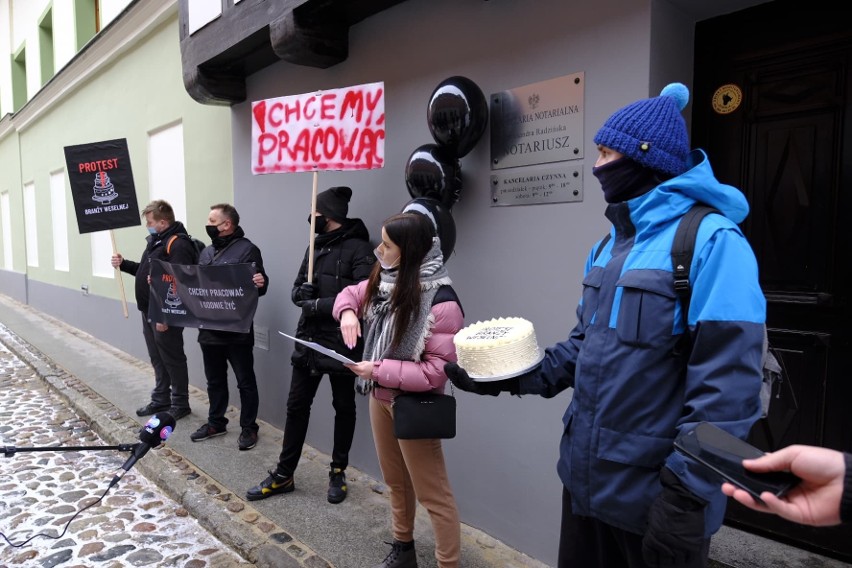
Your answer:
[200,343,259,432]
[558,487,709,568]
[275,366,356,476]
[141,314,190,409]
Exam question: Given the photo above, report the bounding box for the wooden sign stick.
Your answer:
[109,229,129,318]
[306,171,319,284]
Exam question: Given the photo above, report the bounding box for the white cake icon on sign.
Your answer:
[165,282,183,308]
[92,171,118,203]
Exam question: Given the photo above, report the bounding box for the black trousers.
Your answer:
[275,366,356,476]
[558,488,710,568]
[140,314,189,409]
[200,343,259,432]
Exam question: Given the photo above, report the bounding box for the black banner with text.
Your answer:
[64,138,140,234]
[148,260,258,333]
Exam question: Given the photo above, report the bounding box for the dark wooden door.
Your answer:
[693,1,852,561]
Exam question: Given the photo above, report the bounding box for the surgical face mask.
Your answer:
[374,246,399,270]
[147,226,158,236]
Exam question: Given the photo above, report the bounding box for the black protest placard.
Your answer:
[148,260,259,333]
[64,138,140,234]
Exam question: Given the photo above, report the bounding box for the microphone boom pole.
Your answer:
[3,443,137,457]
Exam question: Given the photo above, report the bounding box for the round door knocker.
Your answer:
[712,84,743,115]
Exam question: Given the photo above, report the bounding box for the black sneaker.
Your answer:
[246,470,294,501]
[374,539,416,568]
[190,423,227,442]
[327,467,348,504]
[168,407,191,420]
[238,428,258,451]
[135,402,170,417]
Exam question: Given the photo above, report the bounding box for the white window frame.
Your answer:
[1,192,13,270]
[91,231,114,278]
[50,169,70,271]
[148,121,188,224]
[188,0,222,35]
[24,182,39,267]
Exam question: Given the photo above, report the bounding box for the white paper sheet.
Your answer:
[278,331,356,365]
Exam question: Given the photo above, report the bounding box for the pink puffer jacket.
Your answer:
[333,280,463,403]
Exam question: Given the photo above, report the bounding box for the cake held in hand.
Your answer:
[453,317,541,378]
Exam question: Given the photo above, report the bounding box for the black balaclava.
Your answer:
[593,156,667,203]
[307,214,329,234]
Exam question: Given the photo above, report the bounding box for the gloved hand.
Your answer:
[294,282,318,302]
[642,467,708,567]
[444,363,520,396]
[296,299,319,317]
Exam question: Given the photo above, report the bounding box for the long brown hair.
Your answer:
[362,213,436,349]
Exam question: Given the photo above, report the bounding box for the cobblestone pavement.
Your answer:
[0,329,253,568]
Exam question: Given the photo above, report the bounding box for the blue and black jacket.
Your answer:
[520,149,765,536]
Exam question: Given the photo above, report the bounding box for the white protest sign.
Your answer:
[251,82,385,174]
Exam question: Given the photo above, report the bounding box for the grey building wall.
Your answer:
[229,0,701,563]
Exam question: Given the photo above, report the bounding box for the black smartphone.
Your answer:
[674,422,800,503]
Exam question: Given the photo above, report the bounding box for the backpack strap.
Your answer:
[593,233,611,262]
[671,204,720,328]
[166,235,179,255]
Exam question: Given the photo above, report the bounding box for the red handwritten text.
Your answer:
[251,82,385,174]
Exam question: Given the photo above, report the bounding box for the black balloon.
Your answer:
[404,144,462,208]
[427,76,488,158]
[402,197,457,262]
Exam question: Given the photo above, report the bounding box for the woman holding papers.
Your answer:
[334,212,464,568]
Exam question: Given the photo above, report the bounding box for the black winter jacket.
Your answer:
[196,226,269,346]
[291,218,374,374]
[119,221,196,314]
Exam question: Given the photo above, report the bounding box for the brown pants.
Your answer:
[370,396,460,568]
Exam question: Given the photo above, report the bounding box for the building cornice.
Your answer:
[178,0,408,106]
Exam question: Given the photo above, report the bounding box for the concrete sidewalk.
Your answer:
[1,292,849,568]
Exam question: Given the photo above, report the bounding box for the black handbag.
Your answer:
[392,387,456,440]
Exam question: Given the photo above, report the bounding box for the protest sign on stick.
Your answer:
[64,138,140,318]
[251,82,385,282]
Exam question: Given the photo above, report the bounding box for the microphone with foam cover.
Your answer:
[110,412,175,487]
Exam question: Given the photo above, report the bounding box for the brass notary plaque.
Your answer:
[490,72,585,170]
[490,164,583,207]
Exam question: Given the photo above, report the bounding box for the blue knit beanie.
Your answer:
[593,83,690,177]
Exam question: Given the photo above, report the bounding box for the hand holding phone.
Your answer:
[720,444,847,526]
[674,422,800,504]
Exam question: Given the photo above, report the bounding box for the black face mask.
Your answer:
[308,215,328,234]
[205,225,220,240]
[593,156,662,203]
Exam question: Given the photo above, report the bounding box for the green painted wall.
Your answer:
[14,14,232,300]
[73,0,97,51]
[0,129,23,272]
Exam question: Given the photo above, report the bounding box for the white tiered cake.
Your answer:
[453,317,541,379]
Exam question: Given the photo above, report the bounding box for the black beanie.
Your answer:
[316,186,352,222]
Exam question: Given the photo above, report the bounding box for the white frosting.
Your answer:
[453,317,540,377]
